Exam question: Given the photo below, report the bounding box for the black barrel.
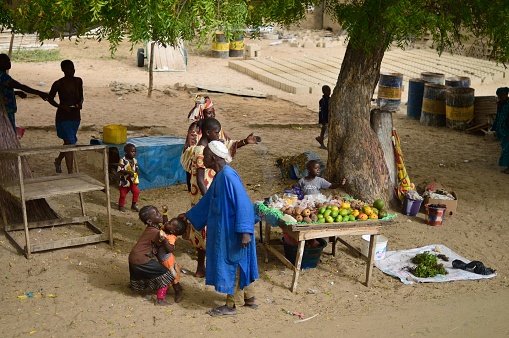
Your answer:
[212,31,229,59]
[376,73,403,111]
[229,34,244,57]
[445,76,471,88]
[407,78,427,120]
[446,87,475,130]
[420,83,447,127]
[421,72,445,85]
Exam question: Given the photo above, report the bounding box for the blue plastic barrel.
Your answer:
[421,72,445,85]
[377,73,403,111]
[445,76,471,88]
[407,78,427,120]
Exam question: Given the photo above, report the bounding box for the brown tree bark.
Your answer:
[326,41,390,204]
[370,109,397,204]
[0,96,57,223]
[148,41,155,97]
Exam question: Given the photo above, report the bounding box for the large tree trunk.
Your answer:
[0,97,58,223]
[327,41,390,204]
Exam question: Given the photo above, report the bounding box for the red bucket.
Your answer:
[425,204,447,226]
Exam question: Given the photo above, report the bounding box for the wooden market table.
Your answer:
[262,218,391,293]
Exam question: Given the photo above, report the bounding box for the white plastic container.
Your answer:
[360,235,388,260]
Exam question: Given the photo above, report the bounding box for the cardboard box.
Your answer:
[423,191,458,216]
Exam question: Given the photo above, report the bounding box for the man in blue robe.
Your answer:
[181,140,259,316]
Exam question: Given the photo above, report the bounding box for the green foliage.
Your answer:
[10,49,60,63]
[1,0,508,63]
[409,251,447,278]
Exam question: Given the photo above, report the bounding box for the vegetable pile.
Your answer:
[408,251,447,278]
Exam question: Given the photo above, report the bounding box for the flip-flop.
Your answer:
[243,303,259,309]
[54,159,62,173]
[207,305,237,317]
[319,145,328,150]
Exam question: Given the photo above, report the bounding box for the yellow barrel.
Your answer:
[229,35,244,57]
[212,32,229,59]
[446,87,475,130]
[420,84,447,127]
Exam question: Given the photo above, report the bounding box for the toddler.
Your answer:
[156,205,187,303]
[118,143,140,212]
[298,160,345,196]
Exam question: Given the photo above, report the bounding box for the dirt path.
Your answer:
[1,35,508,337]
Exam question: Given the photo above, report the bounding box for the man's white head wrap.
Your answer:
[208,140,232,163]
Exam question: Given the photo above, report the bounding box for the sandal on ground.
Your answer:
[54,159,62,173]
[243,297,258,309]
[207,305,237,317]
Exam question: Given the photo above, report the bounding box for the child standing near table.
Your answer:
[315,85,331,149]
[298,160,345,196]
[118,143,140,212]
[156,205,187,303]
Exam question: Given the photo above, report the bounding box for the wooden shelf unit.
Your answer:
[0,145,113,258]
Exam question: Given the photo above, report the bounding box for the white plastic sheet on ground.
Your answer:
[374,244,497,285]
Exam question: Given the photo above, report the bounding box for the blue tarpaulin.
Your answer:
[91,136,186,190]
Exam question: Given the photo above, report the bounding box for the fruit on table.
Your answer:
[310,214,318,222]
[325,216,334,223]
[331,210,339,218]
[302,208,311,217]
[339,208,349,217]
[351,209,360,217]
[303,216,312,223]
[371,207,379,215]
[362,205,373,216]
[331,205,339,212]
[369,213,378,220]
[341,201,351,209]
[335,215,343,222]
[373,199,385,211]
[323,209,332,217]
[378,209,388,219]
[295,214,303,222]
[348,215,356,222]
[357,213,368,220]
[318,207,326,215]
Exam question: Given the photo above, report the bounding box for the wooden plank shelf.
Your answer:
[0,145,113,258]
[2,173,104,201]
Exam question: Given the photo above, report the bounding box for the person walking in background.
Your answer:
[315,85,331,149]
[0,53,48,133]
[48,59,83,174]
[179,141,258,316]
[492,87,509,174]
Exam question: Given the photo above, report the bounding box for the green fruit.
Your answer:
[318,214,324,219]
[348,215,356,222]
[325,216,334,223]
[323,210,331,217]
[318,207,326,215]
[371,207,379,215]
[339,209,349,217]
[378,209,388,219]
[317,217,325,223]
[331,210,339,218]
[326,205,332,210]
[335,215,343,222]
[373,199,385,211]
[342,217,350,222]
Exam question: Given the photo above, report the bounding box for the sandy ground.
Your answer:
[1,34,509,337]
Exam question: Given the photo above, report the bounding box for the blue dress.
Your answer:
[492,101,509,167]
[186,165,259,294]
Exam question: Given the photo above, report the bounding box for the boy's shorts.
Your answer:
[56,120,80,144]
